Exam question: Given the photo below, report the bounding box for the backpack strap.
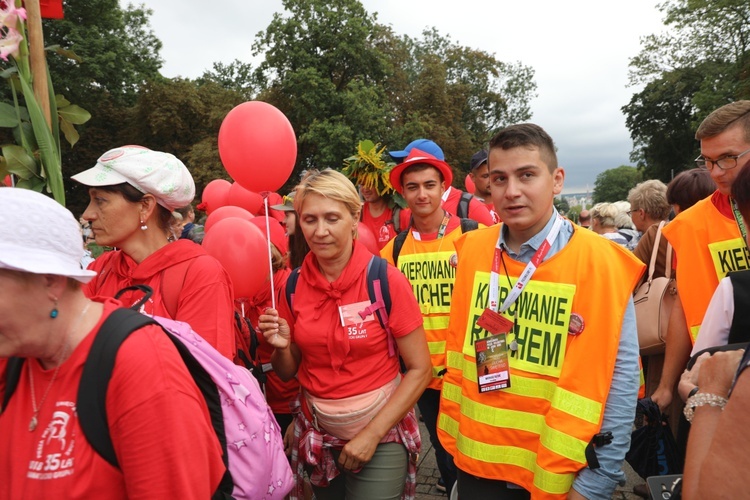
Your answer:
[392,230,409,267]
[457,191,473,219]
[385,206,401,234]
[285,266,302,318]
[460,218,479,233]
[358,256,396,357]
[2,357,26,413]
[77,308,158,468]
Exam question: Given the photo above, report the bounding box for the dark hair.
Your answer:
[696,100,750,142]
[288,217,310,270]
[732,161,750,223]
[400,163,444,188]
[666,169,716,212]
[488,123,558,172]
[95,183,173,232]
[175,205,194,218]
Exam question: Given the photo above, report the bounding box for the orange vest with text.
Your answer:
[381,225,465,390]
[662,196,746,343]
[437,224,644,498]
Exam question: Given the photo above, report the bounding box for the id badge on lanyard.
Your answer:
[474,216,564,393]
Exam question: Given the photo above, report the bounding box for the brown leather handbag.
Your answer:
[634,221,677,355]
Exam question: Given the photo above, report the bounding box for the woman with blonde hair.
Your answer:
[259,169,431,500]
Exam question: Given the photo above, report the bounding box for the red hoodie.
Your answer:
[84,240,236,360]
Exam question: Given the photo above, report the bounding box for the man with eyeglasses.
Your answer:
[650,101,750,414]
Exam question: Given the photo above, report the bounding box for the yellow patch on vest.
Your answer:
[465,272,576,378]
[709,237,750,280]
[399,251,456,314]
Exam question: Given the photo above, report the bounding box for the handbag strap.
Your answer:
[648,221,673,281]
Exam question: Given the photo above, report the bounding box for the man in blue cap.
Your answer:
[390,139,495,226]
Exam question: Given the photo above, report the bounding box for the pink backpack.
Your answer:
[2,288,294,500]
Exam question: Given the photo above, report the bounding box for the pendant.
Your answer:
[29,415,37,432]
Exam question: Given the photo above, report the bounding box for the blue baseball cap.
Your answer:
[389,139,445,161]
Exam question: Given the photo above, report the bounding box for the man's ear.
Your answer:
[552,167,565,195]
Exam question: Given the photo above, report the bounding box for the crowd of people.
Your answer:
[2,99,750,500]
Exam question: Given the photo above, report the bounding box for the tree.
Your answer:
[623,0,750,180]
[252,0,391,179]
[196,60,258,100]
[42,0,163,107]
[553,197,570,215]
[252,0,537,184]
[593,166,642,203]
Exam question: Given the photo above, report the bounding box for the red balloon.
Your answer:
[218,101,297,192]
[3,175,12,187]
[249,216,288,256]
[202,179,232,214]
[357,222,380,255]
[203,218,269,299]
[227,182,263,214]
[204,205,255,233]
[464,174,476,195]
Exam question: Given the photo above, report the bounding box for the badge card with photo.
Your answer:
[475,333,511,393]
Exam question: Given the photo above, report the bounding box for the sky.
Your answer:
[138,0,667,194]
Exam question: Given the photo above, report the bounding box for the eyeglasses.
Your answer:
[695,147,750,171]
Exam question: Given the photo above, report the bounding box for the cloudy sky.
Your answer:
[139,0,666,193]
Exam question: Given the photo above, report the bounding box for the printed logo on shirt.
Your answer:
[378,225,390,243]
[708,237,750,280]
[464,271,576,378]
[398,251,456,314]
[27,401,77,481]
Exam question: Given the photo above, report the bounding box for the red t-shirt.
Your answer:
[246,269,300,415]
[361,203,411,249]
[0,299,225,499]
[84,240,236,360]
[280,243,423,399]
[442,187,495,226]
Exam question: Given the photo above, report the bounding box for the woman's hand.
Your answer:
[697,349,745,397]
[678,352,710,401]
[258,308,291,350]
[338,427,380,471]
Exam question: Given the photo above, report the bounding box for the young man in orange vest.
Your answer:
[651,101,750,412]
[381,148,480,495]
[389,139,496,226]
[437,124,644,499]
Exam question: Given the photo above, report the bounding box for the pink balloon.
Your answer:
[464,174,476,195]
[357,222,379,255]
[227,183,264,214]
[3,175,12,187]
[218,101,297,192]
[202,179,232,214]
[203,218,269,299]
[204,205,255,233]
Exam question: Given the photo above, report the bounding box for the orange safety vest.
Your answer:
[662,196,746,343]
[438,224,644,498]
[381,225,465,390]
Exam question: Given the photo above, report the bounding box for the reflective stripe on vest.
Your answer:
[445,351,603,425]
[438,405,575,495]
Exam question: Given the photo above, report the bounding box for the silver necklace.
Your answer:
[28,301,91,432]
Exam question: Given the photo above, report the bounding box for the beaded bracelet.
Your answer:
[683,392,728,423]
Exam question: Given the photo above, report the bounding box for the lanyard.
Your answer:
[731,198,748,245]
[412,212,451,241]
[489,215,564,313]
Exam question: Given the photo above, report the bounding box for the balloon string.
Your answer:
[264,197,276,310]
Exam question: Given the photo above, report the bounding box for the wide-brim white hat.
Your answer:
[0,187,97,283]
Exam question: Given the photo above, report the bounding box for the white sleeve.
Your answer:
[692,277,735,356]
